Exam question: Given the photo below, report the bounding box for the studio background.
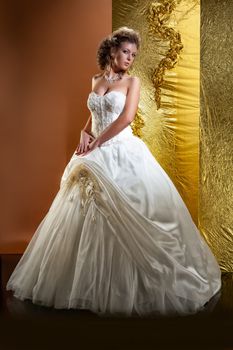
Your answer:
[0,0,112,254]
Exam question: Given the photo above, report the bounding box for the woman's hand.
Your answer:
[75,130,95,155]
[78,137,101,157]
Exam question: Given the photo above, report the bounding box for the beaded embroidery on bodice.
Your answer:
[87,90,133,146]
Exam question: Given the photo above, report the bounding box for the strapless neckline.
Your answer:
[89,90,127,98]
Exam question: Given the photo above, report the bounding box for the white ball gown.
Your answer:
[6,90,222,317]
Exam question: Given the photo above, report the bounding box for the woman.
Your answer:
[6,26,222,317]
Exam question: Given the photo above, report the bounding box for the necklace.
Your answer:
[103,71,123,84]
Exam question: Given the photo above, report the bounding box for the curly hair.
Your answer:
[96,26,141,71]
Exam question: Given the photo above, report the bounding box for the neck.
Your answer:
[105,67,125,78]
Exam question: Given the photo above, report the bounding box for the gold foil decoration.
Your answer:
[130,107,145,138]
[199,0,233,272]
[147,0,184,109]
[113,1,200,227]
[114,0,233,271]
[131,0,184,136]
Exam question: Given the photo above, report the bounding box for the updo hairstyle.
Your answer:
[96,26,141,71]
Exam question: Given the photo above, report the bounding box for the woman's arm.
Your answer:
[75,76,97,154]
[82,114,92,134]
[81,75,97,135]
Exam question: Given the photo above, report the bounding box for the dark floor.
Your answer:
[1,254,233,350]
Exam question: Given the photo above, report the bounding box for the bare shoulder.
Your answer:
[91,73,103,89]
[127,75,141,94]
[127,75,140,87]
[128,75,140,82]
[92,73,103,81]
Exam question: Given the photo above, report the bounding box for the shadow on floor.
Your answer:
[1,254,233,350]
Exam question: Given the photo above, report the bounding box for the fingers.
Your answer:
[83,142,89,152]
[79,149,90,157]
[75,144,80,154]
[75,143,83,155]
[75,142,89,155]
[75,135,94,155]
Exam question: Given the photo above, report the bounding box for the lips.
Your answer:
[124,62,130,66]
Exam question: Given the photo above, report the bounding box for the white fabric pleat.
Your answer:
[6,91,221,317]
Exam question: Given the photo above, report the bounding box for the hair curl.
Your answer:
[96,26,141,71]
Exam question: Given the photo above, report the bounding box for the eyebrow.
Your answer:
[123,48,137,54]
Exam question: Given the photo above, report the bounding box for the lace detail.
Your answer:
[87,91,133,146]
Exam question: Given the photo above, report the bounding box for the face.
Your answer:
[111,41,138,72]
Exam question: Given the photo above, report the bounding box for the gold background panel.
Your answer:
[113,0,200,224]
[200,0,233,272]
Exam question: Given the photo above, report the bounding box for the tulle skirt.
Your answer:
[6,135,222,317]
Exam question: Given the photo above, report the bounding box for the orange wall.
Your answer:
[0,0,112,253]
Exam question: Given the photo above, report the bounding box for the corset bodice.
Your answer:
[87,90,133,146]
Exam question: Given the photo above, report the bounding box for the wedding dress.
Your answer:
[6,90,222,317]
